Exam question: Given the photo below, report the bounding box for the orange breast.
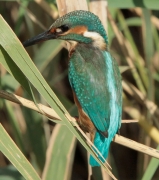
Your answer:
[73,91,96,141]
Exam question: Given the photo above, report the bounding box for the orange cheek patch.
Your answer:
[49,28,56,33]
[62,26,87,35]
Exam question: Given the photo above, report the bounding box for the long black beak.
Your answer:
[23,30,56,47]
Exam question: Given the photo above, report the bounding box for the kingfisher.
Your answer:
[23,10,122,166]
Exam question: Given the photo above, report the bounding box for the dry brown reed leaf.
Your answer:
[1,90,159,160]
[0,90,138,124]
[124,106,159,144]
[123,80,159,129]
[114,135,159,158]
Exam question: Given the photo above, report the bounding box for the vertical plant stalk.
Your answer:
[142,9,154,171]
[108,10,146,95]
[56,0,88,17]
[89,0,108,31]
[117,10,148,90]
[142,10,154,104]
[131,8,159,30]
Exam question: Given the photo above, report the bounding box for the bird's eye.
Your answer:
[59,25,69,32]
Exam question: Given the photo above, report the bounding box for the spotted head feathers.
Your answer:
[23,10,108,50]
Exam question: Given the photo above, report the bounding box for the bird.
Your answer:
[23,10,122,166]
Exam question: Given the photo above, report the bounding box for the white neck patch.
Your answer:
[67,40,78,53]
[83,31,106,50]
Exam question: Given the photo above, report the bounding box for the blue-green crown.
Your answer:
[51,10,108,44]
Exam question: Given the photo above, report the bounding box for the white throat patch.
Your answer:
[83,31,106,50]
[67,40,78,53]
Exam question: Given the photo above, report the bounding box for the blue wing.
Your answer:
[68,44,122,135]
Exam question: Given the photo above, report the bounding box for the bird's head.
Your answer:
[23,10,108,50]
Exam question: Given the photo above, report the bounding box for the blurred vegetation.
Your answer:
[0,0,159,180]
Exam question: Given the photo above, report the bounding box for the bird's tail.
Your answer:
[89,131,111,166]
